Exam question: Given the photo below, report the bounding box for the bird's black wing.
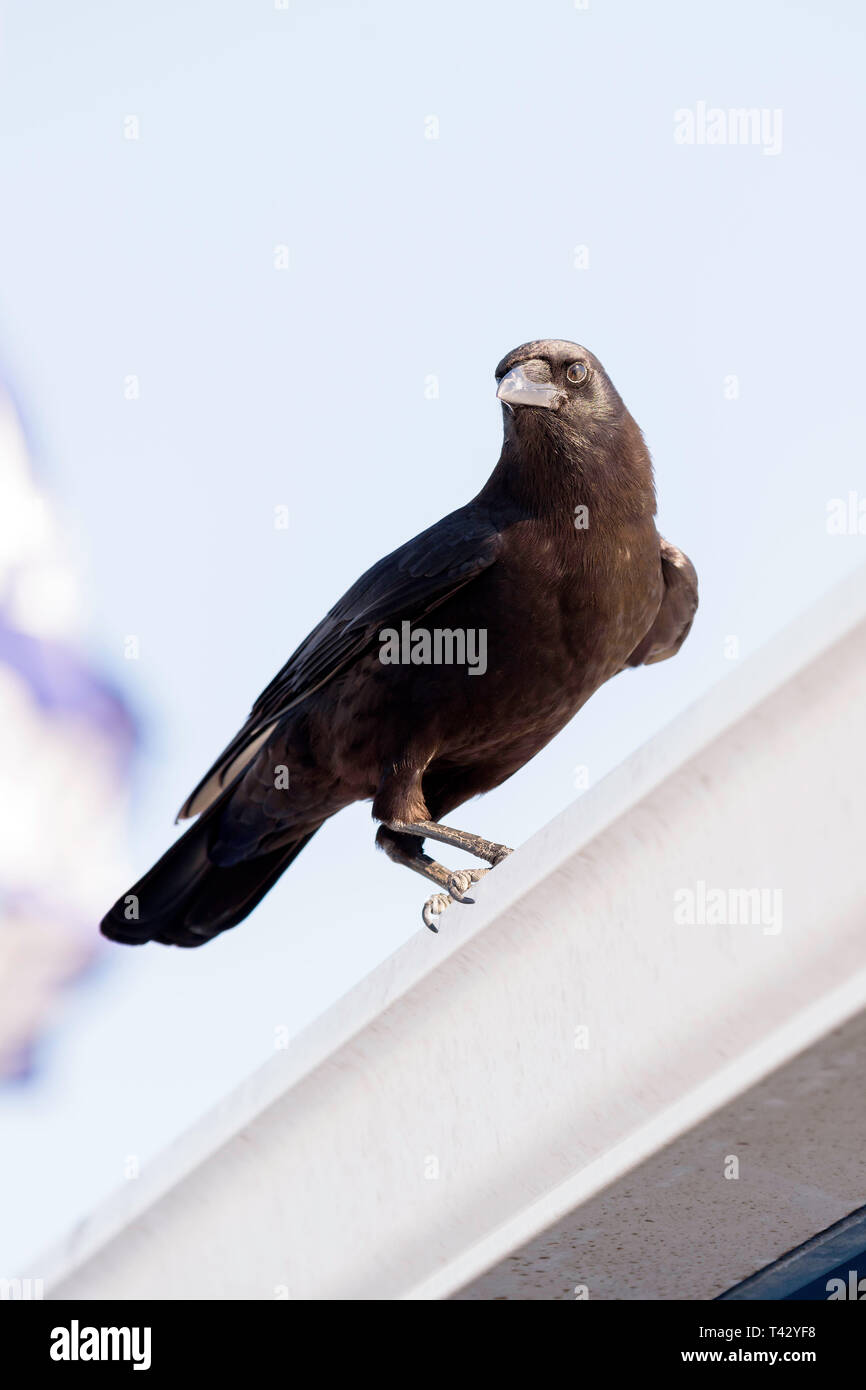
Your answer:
[625,538,698,667]
[178,505,503,818]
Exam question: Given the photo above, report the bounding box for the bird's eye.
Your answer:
[567,362,589,385]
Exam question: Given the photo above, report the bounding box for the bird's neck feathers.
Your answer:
[485,410,657,532]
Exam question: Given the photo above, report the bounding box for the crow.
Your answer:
[101,339,697,946]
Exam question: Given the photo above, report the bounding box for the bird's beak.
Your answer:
[496,363,560,411]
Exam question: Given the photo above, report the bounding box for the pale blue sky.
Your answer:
[0,0,864,1272]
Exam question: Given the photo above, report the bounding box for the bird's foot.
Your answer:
[422,893,452,932]
[446,867,490,902]
[422,850,513,931]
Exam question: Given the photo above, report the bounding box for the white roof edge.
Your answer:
[407,967,866,1300]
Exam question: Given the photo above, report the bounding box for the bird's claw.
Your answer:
[424,866,495,929]
[447,867,488,901]
[423,892,452,932]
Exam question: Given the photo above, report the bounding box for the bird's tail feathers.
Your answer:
[101,799,321,948]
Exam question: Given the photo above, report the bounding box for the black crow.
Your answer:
[101,339,697,945]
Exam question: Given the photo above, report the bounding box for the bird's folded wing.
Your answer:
[177,507,503,819]
[625,538,698,668]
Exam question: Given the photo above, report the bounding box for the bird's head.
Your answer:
[495,339,623,439]
[490,339,655,517]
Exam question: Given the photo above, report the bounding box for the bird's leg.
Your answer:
[376,828,469,931]
[377,826,459,891]
[381,820,513,931]
[387,818,513,868]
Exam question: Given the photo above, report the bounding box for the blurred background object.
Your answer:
[0,380,135,1080]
